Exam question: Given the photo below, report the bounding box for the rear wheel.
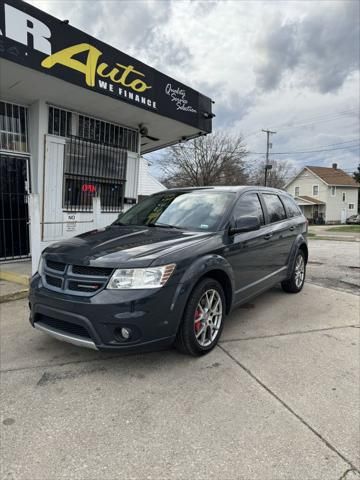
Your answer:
[175,278,225,356]
[281,250,306,293]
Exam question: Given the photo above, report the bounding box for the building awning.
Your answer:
[0,0,213,154]
[295,196,326,206]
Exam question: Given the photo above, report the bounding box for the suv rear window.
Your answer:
[281,195,302,218]
[262,194,287,223]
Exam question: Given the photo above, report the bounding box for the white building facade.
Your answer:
[0,0,213,270]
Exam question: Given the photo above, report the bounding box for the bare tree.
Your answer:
[248,158,295,189]
[158,132,249,187]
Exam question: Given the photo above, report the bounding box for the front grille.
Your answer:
[68,280,103,293]
[36,315,91,339]
[42,259,112,296]
[46,260,66,272]
[45,275,62,288]
[72,265,113,276]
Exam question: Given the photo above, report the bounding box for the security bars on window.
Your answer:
[63,136,127,212]
[48,106,138,153]
[0,101,29,153]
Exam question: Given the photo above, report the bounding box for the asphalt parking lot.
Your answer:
[1,281,359,480]
[307,240,360,295]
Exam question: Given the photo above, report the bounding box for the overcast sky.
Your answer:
[32,0,359,179]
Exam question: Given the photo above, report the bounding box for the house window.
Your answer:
[312,185,319,196]
[349,203,355,210]
[342,192,346,202]
[331,186,336,196]
[294,186,300,196]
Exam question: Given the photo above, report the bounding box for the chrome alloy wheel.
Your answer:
[194,289,223,347]
[294,254,305,288]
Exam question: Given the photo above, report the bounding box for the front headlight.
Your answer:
[107,264,176,290]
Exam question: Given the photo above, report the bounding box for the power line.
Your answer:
[249,143,360,155]
[242,108,358,139]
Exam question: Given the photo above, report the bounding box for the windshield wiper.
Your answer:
[147,222,182,230]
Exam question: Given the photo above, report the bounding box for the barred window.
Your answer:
[78,115,138,152]
[0,102,29,153]
[48,106,138,153]
[63,136,127,212]
[48,107,72,137]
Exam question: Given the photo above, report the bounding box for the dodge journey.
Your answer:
[29,186,308,356]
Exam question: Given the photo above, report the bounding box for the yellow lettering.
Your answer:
[115,64,151,92]
[41,43,152,92]
[97,62,113,79]
[41,43,102,87]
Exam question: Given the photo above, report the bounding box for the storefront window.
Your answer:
[63,136,127,212]
[48,106,138,153]
[0,102,29,153]
[48,107,72,137]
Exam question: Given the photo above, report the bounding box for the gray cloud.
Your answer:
[212,90,256,129]
[254,1,360,93]
[255,22,299,91]
[134,27,193,74]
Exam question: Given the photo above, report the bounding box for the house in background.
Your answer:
[284,164,359,224]
[138,158,166,201]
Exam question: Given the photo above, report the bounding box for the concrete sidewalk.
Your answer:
[0,261,31,303]
[1,283,359,480]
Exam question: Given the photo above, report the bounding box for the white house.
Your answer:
[138,158,166,200]
[285,164,359,224]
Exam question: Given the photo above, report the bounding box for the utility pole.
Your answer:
[262,129,276,186]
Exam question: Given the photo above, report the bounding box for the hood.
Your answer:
[43,225,213,267]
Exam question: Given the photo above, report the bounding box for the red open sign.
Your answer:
[82,184,96,193]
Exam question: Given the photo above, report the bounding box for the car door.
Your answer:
[280,193,304,253]
[259,193,294,272]
[224,192,274,300]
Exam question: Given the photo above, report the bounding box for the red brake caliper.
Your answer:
[194,308,202,333]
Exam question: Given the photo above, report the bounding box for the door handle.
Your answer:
[289,226,296,231]
[264,233,273,240]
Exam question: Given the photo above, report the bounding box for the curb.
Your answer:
[0,271,30,286]
[308,236,360,242]
[0,288,29,304]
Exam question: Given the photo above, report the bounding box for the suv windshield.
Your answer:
[114,191,235,231]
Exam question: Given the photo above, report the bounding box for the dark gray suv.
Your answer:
[29,186,308,356]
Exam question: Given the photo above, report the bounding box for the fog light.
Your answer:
[121,327,131,340]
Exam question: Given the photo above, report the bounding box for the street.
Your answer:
[307,240,360,295]
[1,279,359,480]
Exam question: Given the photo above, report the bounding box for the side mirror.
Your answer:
[229,216,260,235]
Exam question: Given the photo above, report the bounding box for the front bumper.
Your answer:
[29,274,187,352]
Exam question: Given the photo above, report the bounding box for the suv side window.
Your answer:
[233,193,265,225]
[281,195,302,218]
[262,194,287,223]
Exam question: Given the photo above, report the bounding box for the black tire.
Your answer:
[281,250,306,293]
[175,278,226,356]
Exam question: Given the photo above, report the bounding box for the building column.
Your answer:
[28,99,48,261]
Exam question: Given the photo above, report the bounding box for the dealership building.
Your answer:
[0,0,213,270]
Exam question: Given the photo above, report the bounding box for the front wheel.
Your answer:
[175,278,225,356]
[281,250,306,293]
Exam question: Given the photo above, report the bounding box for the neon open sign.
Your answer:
[81,184,96,193]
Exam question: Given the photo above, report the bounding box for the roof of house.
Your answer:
[138,158,166,196]
[305,166,358,186]
[296,195,326,205]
